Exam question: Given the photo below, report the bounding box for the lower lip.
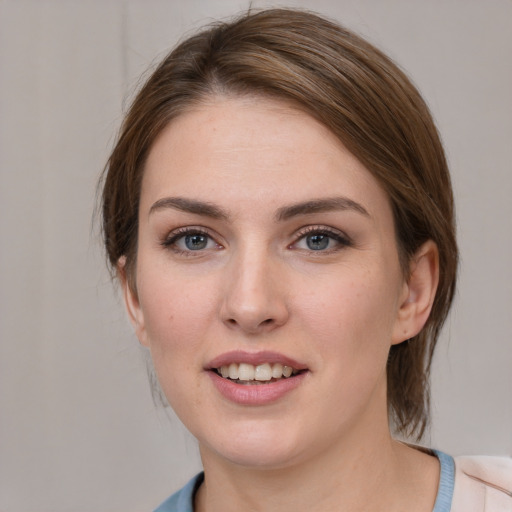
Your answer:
[207,371,307,405]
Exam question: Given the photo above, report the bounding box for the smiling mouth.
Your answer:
[214,362,303,385]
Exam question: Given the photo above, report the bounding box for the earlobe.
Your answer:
[392,240,439,345]
[117,257,149,347]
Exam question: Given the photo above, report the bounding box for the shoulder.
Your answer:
[153,473,204,512]
[451,455,512,511]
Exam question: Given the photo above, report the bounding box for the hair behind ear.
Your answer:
[388,240,440,439]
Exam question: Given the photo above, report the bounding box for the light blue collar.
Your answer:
[432,450,455,512]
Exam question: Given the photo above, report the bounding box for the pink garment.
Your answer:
[452,456,512,511]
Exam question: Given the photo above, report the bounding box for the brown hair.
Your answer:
[101,8,458,439]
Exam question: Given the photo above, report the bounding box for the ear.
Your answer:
[392,240,439,345]
[117,256,149,347]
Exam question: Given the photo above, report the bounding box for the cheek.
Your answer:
[302,269,397,335]
[300,267,400,373]
[137,268,217,363]
[138,275,215,413]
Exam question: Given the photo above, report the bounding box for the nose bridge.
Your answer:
[221,240,288,333]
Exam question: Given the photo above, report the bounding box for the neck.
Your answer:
[195,421,439,512]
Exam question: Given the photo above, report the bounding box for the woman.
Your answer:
[100,8,512,512]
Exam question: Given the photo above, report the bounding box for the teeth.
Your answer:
[228,363,239,380]
[238,363,255,381]
[254,363,272,381]
[218,362,299,382]
[271,363,283,378]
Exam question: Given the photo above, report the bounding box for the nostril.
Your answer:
[224,316,276,332]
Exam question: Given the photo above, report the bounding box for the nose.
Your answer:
[220,247,289,335]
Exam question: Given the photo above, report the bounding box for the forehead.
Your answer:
[141,96,391,223]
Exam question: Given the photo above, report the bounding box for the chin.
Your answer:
[198,420,310,470]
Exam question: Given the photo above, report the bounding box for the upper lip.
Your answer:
[206,350,308,371]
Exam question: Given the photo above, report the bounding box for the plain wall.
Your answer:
[0,0,511,510]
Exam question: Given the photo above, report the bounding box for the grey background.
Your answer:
[0,1,511,511]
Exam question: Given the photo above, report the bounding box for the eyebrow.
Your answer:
[149,197,229,220]
[149,196,369,221]
[276,197,369,221]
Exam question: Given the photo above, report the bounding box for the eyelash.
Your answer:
[161,227,221,256]
[161,225,352,256]
[291,225,352,253]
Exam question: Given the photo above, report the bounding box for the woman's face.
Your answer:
[124,96,415,469]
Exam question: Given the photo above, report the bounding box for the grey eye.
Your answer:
[185,234,209,250]
[306,234,330,251]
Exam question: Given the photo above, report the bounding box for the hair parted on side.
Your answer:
[101,8,458,440]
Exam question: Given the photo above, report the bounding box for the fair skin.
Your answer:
[120,96,440,512]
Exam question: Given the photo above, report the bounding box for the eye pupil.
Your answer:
[185,234,208,250]
[307,234,329,250]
